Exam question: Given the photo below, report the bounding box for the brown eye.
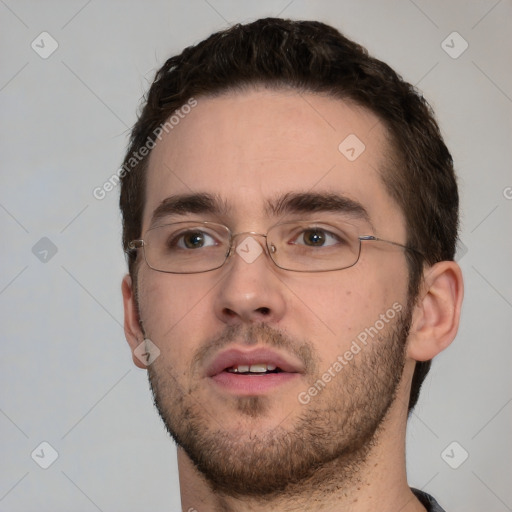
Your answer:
[302,229,326,246]
[294,228,341,247]
[182,232,207,249]
[168,230,218,250]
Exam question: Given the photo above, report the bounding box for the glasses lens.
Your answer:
[268,220,361,271]
[143,222,230,273]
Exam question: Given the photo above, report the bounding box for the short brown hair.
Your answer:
[119,18,459,412]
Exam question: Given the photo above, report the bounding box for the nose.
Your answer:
[213,233,287,325]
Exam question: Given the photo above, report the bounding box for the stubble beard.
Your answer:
[146,305,412,499]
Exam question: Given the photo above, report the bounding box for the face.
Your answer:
[126,89,413,496]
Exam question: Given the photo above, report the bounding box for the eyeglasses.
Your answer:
[128,220,421,274]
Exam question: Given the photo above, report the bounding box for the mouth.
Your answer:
[206,347,303,395]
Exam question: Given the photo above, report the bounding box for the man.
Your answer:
[120,18,463,512]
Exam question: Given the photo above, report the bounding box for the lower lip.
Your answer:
[211,371,299,394]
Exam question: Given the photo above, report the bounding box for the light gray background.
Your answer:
[1,1,511,511]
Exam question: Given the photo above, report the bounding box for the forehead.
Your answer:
[143,88,405,236]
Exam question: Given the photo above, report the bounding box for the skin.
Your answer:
[122,88,464,512]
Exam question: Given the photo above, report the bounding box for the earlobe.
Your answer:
[407,261,464,362]
[121,274,147,369]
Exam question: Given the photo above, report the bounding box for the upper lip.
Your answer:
[206,347,305,377]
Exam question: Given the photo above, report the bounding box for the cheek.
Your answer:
[137,272,215,364]
[289,261,408,362]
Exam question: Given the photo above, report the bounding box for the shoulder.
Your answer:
[411,488,447,512]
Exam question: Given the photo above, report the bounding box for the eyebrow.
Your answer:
[149,191,373,228]
[149,193,230,227]
[266,192,373,227]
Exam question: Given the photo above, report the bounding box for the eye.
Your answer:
[172,230,218,249]
[293,228,341,247]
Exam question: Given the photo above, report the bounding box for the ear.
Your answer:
[121,274,147,369]
[406,261,464,361]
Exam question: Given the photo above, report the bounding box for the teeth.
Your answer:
[249,363,267,373]
[228,363,278,373]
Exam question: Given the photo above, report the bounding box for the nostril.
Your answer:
[257,307,270,316]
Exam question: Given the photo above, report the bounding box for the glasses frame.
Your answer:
[127,220,423,274]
